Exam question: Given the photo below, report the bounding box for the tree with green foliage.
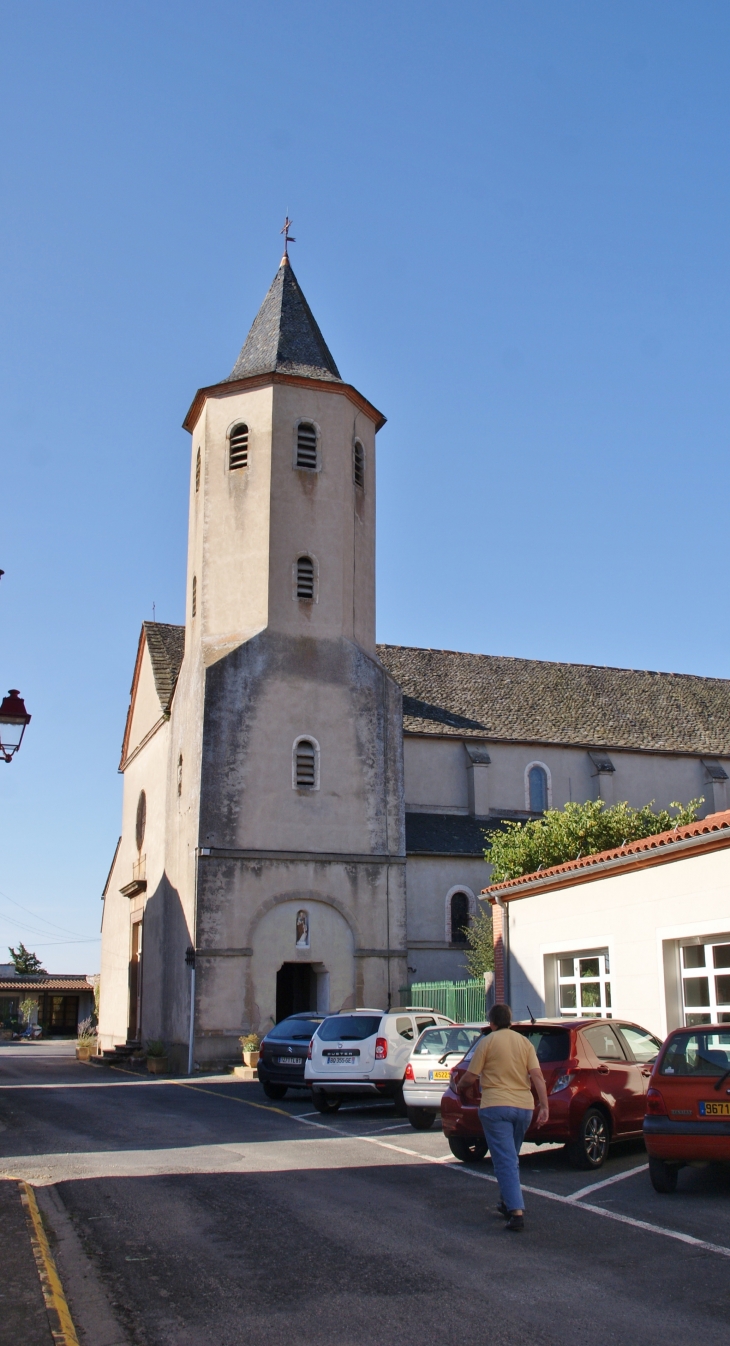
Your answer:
[485,797,703,883]
[8,943,46,974]
[462,907,495,979]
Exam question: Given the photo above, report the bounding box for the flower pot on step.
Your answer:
[242,1050,260,1068]
[76,1045,91,1061]
[147,1056,169,1074]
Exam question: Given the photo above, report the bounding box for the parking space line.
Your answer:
[567,1164,649,1202]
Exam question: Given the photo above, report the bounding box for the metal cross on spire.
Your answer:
[280,215,296,262]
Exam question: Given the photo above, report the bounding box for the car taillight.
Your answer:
[307,1041,313,1060]
[259,1039,267,1055]
[404,1062,415,1081]
[646,1087,667,1115]
[375,1037,388,1060]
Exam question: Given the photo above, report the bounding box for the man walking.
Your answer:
[457,1003,549,1231]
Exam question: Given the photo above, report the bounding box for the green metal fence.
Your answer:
[401,980,486,1023]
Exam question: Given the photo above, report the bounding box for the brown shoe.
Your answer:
[505,1213,524,1232]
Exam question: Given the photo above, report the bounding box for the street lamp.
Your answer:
[0,690,31,763]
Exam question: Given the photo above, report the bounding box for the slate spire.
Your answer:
[228,256,341,384]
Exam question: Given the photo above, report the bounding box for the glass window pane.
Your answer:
[559,958,574,978]
[581,982,601,1008]
[605,982,612,1008]
[683,976,710,1007]
[559,985,577,1009]
[683,945,705,969]
[583,1024,626,1059]
[713,944,730,969]
[715,975,730,1006]
[580,958,600,979]
[686,1012,712,1026]
[620,1025,661,1062]
[529,766,547,812]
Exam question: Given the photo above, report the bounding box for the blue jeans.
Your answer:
[479,1106,533,1213]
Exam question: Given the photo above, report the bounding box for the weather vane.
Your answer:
[280,215,296,261]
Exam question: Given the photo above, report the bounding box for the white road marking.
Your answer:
[567,1164,649,1202]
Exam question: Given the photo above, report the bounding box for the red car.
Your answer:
[441,1018,662,1169]
[644,1023,730,1192]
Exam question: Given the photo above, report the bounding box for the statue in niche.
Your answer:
[295,909,309,948]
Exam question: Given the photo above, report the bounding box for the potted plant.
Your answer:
[76,1017,97,1061]
[239,1033,260,1068]
[146,1040,169,1074]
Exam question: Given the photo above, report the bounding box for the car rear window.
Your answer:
[660,1030,730,1077]
[267,1018,323,1041]
[514,1028,571,1063]
[318,1015,382,1042]
[414,1027,483,1058]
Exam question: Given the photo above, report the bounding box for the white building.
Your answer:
[484,810,730,1039]
[99,249,730,1067]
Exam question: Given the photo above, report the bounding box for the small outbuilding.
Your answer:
[0,974,95,1035]
[483,810,730,1040]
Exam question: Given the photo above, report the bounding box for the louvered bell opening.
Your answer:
[195,448,201,493]
[229,424,249,470]
[296,740,316,788]
[296,423,318,469]
[354,442,365,490]
[296,556,315,600]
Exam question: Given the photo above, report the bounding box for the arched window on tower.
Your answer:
[450,891,471,945]
[528,764,548,813]
[229,423,249,470]
[353,440,365,490]
[293,737,319,790]
[296,421,318,470]
[195,447,201,493]
[296,555,315,601]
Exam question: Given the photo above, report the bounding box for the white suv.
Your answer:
[305,1008,455,1113]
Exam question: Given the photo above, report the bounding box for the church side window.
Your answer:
[195,448,201,493]
[192,575,197,618]
[229,423,249,471]
[296,421,318,470]
[527,763,549,813]
[296,555,315,601]
[450,891,470,945]
[353,440,365,490]
[293,736,319,790]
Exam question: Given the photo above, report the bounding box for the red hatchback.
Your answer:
[441,1018,662,1169]
[644,1024,730,1192]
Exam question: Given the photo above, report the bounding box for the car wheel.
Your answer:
[312,1090,341,1114]
[568,1107,610,1169]
[648,1156,679,1194]
[407,1107,436,1131]
[262,1082,287,1100]
[392,1085,409,1117]
[447,1135,488,1163]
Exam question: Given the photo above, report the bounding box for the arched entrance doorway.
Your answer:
[276,963,316,1021]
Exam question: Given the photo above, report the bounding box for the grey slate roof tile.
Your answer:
[143,622,186,713]
[405,813,503,856]
[227,260,341,384]
[378,644,730,756]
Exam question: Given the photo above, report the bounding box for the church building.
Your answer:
[98,250,730,1067]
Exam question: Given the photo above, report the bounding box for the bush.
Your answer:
[239,1034,260,1052]
[146,1039,166,1058]
[462,908,495,979]
[486,797,703,883]
[76,1017,97,1046]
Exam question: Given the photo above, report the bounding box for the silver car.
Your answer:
[402,1023,486,1129]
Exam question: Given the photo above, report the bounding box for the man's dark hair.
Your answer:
[489,1003,512,1030]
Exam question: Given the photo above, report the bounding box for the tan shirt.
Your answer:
[469,1029,540,1109]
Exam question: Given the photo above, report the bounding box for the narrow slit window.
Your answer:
[229,424,249,470]
[295,739,316,788]
[450,892,470,945]
[353,440,365,490]
[296,422,318,470]
[191,575,197,618]
[528,765,548,812]
[195,447,201,493]
[296,555,315,600]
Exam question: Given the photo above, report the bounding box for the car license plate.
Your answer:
[277,1056,302,1065]
[699,1100,730,1117]
[429,1069,451,1081]
[327,1055,356,1065]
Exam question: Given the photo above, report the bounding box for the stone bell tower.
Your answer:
[170,248,406,1060]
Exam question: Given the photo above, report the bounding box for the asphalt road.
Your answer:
[2,1042,730,1346]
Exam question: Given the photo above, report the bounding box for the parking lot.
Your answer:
[2,1042,730,1345]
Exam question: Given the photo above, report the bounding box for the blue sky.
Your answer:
[2,3,730,971]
